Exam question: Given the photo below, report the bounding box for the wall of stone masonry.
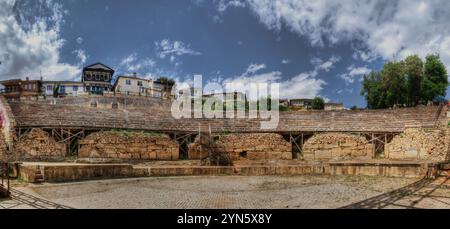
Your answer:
[385,127,449,161]
[0,96,17,161]
[211,133,292,161]
[16,128,66,161]
[303,133,374,161]
[78,131,179,161]
[188,135,209,160]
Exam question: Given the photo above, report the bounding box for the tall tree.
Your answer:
[421,54,448,103]
[404,55,423,106]
[381,61,407,107]
[361,72,386,109]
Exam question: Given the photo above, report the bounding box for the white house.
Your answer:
[42,81,87,97]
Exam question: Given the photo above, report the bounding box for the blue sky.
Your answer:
[1,0,450,107]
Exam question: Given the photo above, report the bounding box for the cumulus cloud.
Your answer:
[0,0,82,81]
[209,61,327,99]
[339,65,372,84]
[222,0,450,72]
[155,39,201,64]
[118,53,156,73]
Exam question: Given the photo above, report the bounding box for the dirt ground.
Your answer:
[1,175,449,209]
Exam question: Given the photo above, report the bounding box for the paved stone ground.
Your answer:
[1,175,449,209]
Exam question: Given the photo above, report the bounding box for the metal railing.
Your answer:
[0,161,10,198]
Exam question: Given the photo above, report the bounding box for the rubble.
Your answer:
[303,133,374,161]
[385,127,449,161]
[16,128,66,161]
[78,131,179,161]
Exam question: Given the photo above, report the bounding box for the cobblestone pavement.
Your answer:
[1,175,448,209]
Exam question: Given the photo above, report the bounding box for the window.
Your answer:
[60,85,66,93]
[95,74,100,81]
[47,85,53,91]
[73,86,78,91]
[137,81,143,86]
[126,79,131,85]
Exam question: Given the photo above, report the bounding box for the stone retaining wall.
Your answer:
[78,131,179,161]
[16,128,66,161]
[385,127,449,161]
[0,96,16,161]
[303,133,374,161]
[18,161,431,183]
[214,133,292,160]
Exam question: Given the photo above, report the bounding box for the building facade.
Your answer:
[0,78,42,99]
[114,75,159,97]
[324,103,344,111]
[82,63,114,95]
[289,99,314,110]
[42,81,87,97]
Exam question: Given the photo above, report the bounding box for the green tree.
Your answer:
[361,72,386,109]
[404,55,423,106]
[381,61,407,107]
[53,83,60,98]
[312,97,325,110]
[421,54,448,103]
[156,77,175,86]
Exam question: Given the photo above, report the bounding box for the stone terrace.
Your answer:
[8,99,447,133]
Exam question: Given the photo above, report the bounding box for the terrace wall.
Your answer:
[303,133,374,161]
[78,131,179,161]
[385,127,449,161]
[214,133,292,160]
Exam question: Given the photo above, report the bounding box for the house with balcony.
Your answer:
[82,63,114,95]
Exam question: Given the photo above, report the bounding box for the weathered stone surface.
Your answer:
[385,127,449,161]
[16,128,66,161]
[303,133,374,161]
[215,133,292,160]
[79,131,179,161]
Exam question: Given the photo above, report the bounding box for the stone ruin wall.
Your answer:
[0,96,16,161]
[303,133,374,161]
[385,127,449,162]
[16,128,66,161]
[78,131,179,161]
[188,133,292,161]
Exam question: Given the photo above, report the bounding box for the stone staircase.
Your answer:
[34,166,44,183]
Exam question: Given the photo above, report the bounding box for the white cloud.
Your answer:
[210,62,326,99]
[0,0,81,81]
[281,59,290,64]
[243,63,266,75]
[119,53,155,73]
[339,65,372,84]
[155,39,201,64]
[223,0,450,72]
[73,49,87,65]
[311,56,341,72]
[217,0,246,13]
[76,37,83,44]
